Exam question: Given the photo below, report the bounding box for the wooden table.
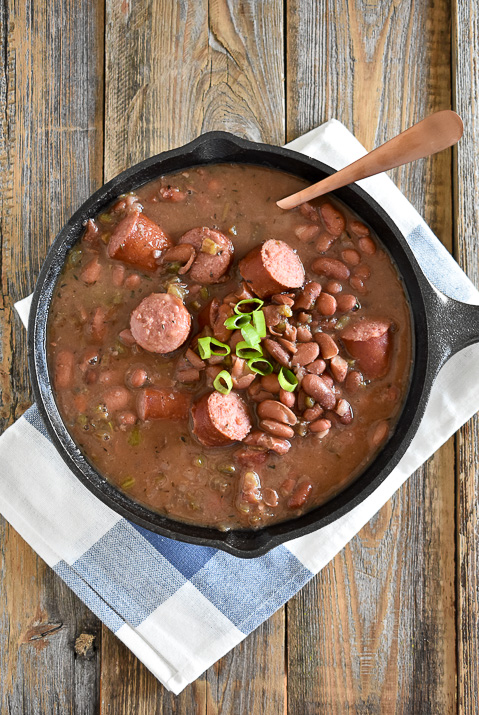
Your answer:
[1,1,477,711]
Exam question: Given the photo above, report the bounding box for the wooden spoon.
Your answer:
[276,110,463,210]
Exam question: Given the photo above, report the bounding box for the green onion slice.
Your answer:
[247,357,273,375]
[278,367,299,392]
[252,310,266,338]
[236,341,263,360]
[224,313,251,330]
[197,337,231,360]
[241,322,261,347]
[234,298,264,315]
[213,370,233,395]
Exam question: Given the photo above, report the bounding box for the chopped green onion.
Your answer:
[213,370,233,395]
[224,313,251,330]
[247,357,273,375]
[252,310,266,338]
[200,286,209,301]
[236,341,263,359]
[234,298,264,315]
[241,322,261,347]
[197,337,231,360]
[128,425,142,446]
[278,367,298,392]
[121,477,135,489]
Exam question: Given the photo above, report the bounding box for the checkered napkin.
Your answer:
[2,120,479,694]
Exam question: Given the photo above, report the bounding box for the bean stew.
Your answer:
[47,164,412,531]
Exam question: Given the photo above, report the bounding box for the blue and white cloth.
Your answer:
[2,120,479,694]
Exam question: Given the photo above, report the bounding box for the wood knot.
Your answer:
[75,633,96,658]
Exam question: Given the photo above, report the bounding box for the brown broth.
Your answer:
[47,164,412,530]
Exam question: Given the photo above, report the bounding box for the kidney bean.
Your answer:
[231,356,256,390]
[297,390,307,412]
[349,219,370,238]
[272,293,295,306]
[294,281,322,311]
[280,477,296,496]
[125,273,141,289]
[278,337,298,354]
[291,342,319,367]
[336,293,358,312]
[279,389,295,409]
[260,419,295,439]
[177,367,201,383]
[303,403,323,422]
[283,323,297,342]
[316,292,337,316]
[257,399,297,425]
[263,339,291,367]
[263,488,279,507]
[320,202,345,237]
[103,386,130,413]
[251,390,276,403]
[80,256,102,284]
[312,257,350,281]
[302,373,336,409]
[321,374,334,389]
[88,307,108,343]
[353,263,371,280]
[306,359,327,376]
[118,411,137,426]
[297,325,312,342]
[314,332,339,359]
[335,398,353,424]
[299,201,319,221]
[78,347,100,372]
[287,480,313,509]
[349,276,367,293]
[370,420,389,446]
[294,224,320,242]
[325,281,342,294]
[345,370,363,393]
[185,347,205,370]
[127,367,148,388]
[341,249,361,266]
[296,312,311,325]
[213,303,234,343]
[358,236,376,255]
[315,232,336,253]
[206,365,223,387]
[248,380,262,397]
[244,430,291,454]
[229,330,243,352]
[234,447,268,468]
[330,355,348,382]
[310,418,331,434]
[261,373,281,393]
[112,263,126,286]
[118,328,136,347]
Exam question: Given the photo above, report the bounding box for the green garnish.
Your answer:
[224,313,251,330]
[240,322,261,347]
[121,477,135,489]
[278,367,299,392]
[213,370,233,395]
[234,298,264,314]
[197,337,231,360]
[247,357,273,375]
[235,341,263,360]
[252,310,266,338]
[127,425,142,446]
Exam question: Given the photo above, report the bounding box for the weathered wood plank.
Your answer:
[101,1,285,711]
[286,0,456,712]
[453,1,479,713]
[0,0,104,711]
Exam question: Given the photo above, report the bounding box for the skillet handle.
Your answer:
[428,287,479,375]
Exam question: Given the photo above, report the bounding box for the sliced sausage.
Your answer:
[130,293,191,353]
[192,390,252,447]
[179,227,233,284]
[54,349,75,389]
[341,319,391,378]
[239,239,305,298]
[137,387,190,421]
[108,212,172,271]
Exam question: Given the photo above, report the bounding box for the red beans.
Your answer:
[330,355,348,382]
[294,224,320,242]
[294,281,322,310]
[306,359,326,376]
[302,373,336,409]
[279,389,295,408]
[112,264,125,287]
[263,339,291,367]
[297,326,312,342]
[349,219,370,238]
[244,430,291,454]
[239,239,305,298]
[335,398,353,424]
[336,293,358,312]
[312,257,350,281]
[325,281,342,294]
[118,411,137,426]
[319,202,345,237]
[257,399,297,425]
[358,236,376,255]
[345,370,363,393]
[310,418,331,434]
[54,350,75,389]
[316,292,337,316]
[261,373,281,393]
[349,276,366,293]
[80,256,102,284]
[370,420,389,447]
[287,480,313,509]
[127,367,148,388]
[125,273,141,289]
[341,249,360,266]
[353,263,371,280]
[314,332,338,359]
[102,386,130,413]
[259,419,295,439]
[303,404,323,422]
[130,293,191,354]
[315,232,335,253]
[291,342,320,367]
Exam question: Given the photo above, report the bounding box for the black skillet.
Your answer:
[28,132,479,558]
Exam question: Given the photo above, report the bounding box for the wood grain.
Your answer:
[101,1,285,711]
[0,0,104,711]
[286,0,456,712]
[453,1,479,713]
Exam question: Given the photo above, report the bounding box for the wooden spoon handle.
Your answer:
[277,110,463,210]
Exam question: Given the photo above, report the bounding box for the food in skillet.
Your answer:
[48,164,411,530]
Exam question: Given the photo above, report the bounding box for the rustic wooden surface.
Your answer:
[0,0,477,712]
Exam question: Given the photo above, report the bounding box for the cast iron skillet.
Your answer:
[28,131,479,558]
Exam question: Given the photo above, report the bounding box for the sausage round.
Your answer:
[108,212,172,271]
[192,390,252,447]
[341,318,391,378]
[137,387,190,421]
[239,239,305,298]
[130,293,191,353]
[179,227,233,284]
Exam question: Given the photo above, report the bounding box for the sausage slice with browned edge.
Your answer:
[178,227,234,284]
[239,239,305,298]
[340,318,391,379]
[137,387,190,420]
[108,211,172,271]
[130,293,191,353]
[192,390,252,447]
